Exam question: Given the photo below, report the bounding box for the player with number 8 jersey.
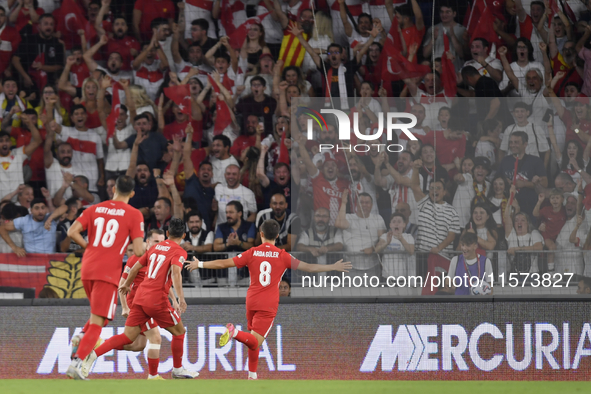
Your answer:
[186,219,352,380]
[66,176,146,380]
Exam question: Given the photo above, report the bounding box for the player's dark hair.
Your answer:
[192,18,209,31]
[168,218,186,238]
[261,219,280,240]
[227,201,244,215]
[115,175,135,195]
[460,232,478,246]
[148,229,165,238]
[70,104,87,115]
[31,198,47,209]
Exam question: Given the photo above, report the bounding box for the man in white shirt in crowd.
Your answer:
[463,37,503,82]
[0,115,42,200]
[48,105,105,194]
[335,189,386,277]
[210,135,239,186]
[214,164,257,225]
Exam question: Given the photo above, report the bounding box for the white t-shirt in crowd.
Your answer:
[379,232,415,277]
[214,183,257,225]
[0,146,28,200]
[45,159,80,201]
[211,155,240,186]
[506,229,544,273]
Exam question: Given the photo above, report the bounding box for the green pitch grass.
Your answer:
[2,380,591,394]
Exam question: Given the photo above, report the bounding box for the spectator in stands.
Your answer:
[423,3,466,71]
[0,203,26,253]
[0,7,21,77]
[214,164,257,225]
[255,193,300,250]
[394,202,418,240]
[12,13,63,91]
[447,232,494,296]
[131,36,170,101]
[0,78,32,132]
[230,115,263,158]
[504,185,545,274]
[235,76,277,132]
[458,203,499,252]
[133,0,175,43]
[147,197,172,233]
[452,157,492,228]
[417,144,449,194]
[296,205,344,265]
[498,39,545,96]
[576,277,591,295]
[410,161,460,295]
[347,155,379,216]
[421,116,467,177]
[374,150,422,225]
[213,201,256,284]
[498,131,548,216]
[184,19,217,53]
[336,190,386,277]
[182,210,213,254]
[1,184,33,210]
[112,113,167,172]
[126,132,159,214]
[558,196,586,276]
[210,135,239,186]
[180,125,215,229]
[460,66,506,124]
[57,197,84,253]
[375,212,416,278]
[0,117,42,201]
[279,278,291,297]
[49,104,105,194]
[533,189,566,272]
[0,198,67,256]
[578,25,591,97]
[53,172,98,207]
[94,1,140,70]
[84,35,134,83]
[463,38,503,82]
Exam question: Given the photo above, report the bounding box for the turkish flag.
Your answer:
[208,75,233,135]
[380,44,431,82]
[164,85,192,115]
[386,14,404,52]
[106,82,122,144]
[54,0,96,50]
[441,34,457,98]
[466,0,502,48]
[229,13,270,49]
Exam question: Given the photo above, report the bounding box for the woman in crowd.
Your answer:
[240,23,271,72]
[458,203,498,252]
[129,84,156,115]
[79,78,102,129]
[375,212,415,277]
[35,85,69,128]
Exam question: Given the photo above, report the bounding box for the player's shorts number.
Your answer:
[148,254,167,279]
[93,217,120,248]
[259,261,271,287]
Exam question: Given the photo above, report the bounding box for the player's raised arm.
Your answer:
[185,257,236,271]
[296,259,352,273]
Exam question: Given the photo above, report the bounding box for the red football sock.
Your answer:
[248,348,259,373]
[172,334,184,369]
[94,333,133,357]
[148,358,159,376]
[235,331,258,351]
[75,324,102,360]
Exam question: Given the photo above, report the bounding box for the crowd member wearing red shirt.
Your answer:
[533,189,567,272]
[133,0,176,42]
[83,218,199,380]
[0,7,21,77]
[66,175,145,380]
[395,0,425,60]
[186,219,351,379]
[420,117,467,177]
[230,114,263,159]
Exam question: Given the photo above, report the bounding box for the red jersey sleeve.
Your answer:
[173,249,188,269]
[121,255,139,279]
[519,15,533,40]
[75,206,93,230]
[233,248,253,268]
[137,252,149,267]
[281,250,300,270]
[129,208,145,240]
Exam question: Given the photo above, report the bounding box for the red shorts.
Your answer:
[82,280,118,320]
[247,310,276,338]
[126,303,180,329]
[140,318,159,335]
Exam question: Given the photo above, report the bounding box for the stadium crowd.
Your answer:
[1,0,591,290]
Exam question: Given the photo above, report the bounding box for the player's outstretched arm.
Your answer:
[67,221,88,250]
[171,265,187,314]
[119,262,143,295]
[296,259,352,273]
[185,257,235,271]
